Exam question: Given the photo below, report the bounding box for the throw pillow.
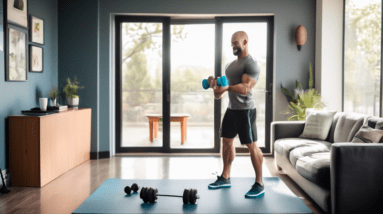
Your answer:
[375,119,383,130]
[352,125,383,143]
[299,110,337,141]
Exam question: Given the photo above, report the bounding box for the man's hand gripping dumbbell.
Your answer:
[202,76,229,90]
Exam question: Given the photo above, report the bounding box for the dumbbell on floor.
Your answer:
[124,183,140,195]
[140,186,200,205]
[202,76,229,90]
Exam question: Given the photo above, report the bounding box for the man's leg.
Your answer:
[246,141,263,186]
[221,137,235,180]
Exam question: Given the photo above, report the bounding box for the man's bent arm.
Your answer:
[228,74,257,96]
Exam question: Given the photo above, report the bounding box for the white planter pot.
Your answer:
[67,97,79,107]
[50,98,57,107]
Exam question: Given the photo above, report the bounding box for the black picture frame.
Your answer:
[7,0,28,29]
[29,45,43,73]
[5,24,28,81]
[29,15,44,45]
[0,0,4,53]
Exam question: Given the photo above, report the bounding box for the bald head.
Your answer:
[231,31,249,58]
[232,31,248,43]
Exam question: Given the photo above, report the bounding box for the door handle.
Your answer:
[267,83,272,102]
[261,84,272,93]
[167,83,170,102]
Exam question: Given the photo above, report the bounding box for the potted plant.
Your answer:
[48,85,59,106]
[281,63,326,121]
[63,77,84,107]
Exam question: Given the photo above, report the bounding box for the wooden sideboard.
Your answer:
[8,108,91,187]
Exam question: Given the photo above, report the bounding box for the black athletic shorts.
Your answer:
[220,108,257,144]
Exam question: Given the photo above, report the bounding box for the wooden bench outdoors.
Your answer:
[146,114,190,144]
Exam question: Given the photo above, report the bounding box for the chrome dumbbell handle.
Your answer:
[158,194,200,199]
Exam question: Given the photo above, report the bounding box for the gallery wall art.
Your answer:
[7,0,28,28]
[6,25,27,81]
[30,16,43,44]
[0,0,4,52]
[29,45,42,72]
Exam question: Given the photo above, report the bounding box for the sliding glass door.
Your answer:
[170,23,216,149]
[216,17,274,153]
[116,16,274,154]
[120,21,163,148]
[220,21,269,151]
[343,0,382,116]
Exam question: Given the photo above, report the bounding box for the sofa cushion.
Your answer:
[299,110,337,140]
[289,144,330,167]
[296,152,331,189]
[274,138,331,160]
[351,125,383,143]
[333,113,366,143]
[365,116,383,129]
[326,112,342,143]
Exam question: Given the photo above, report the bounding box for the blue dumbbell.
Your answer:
[217,76,228,87]
[202,76,229,90]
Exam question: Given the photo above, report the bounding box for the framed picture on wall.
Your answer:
[7,0,28,28]
[29,16,44,44]
[6,24,28,81]
[29,45,43,72]
[0,0,4,52]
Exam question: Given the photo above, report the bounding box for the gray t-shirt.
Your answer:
[225,54,260,110]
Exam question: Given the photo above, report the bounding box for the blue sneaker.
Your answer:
[208,175,231,189]
[245,182,265,198]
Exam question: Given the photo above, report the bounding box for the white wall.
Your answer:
[316,0,344,112]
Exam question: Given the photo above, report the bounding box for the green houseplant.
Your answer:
[281,63,326,121]
[48,85,59,106]
[63,77,84,107]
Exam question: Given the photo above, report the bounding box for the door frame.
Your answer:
[115,16,170,153]
[115,15,274,154]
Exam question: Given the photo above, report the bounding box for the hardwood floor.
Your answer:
[0,156,326,214]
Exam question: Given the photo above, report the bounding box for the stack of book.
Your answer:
[48,105,68,111]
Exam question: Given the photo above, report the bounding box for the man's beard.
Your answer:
[233,47,242,56]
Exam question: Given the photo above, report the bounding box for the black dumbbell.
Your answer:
[124,183,140,195]
[140,186,200,205]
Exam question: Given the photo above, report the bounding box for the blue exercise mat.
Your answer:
[73,177,313,213]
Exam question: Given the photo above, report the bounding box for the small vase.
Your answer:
[67,97,80,107]
[50,98,56,107]
[39,98,48,111]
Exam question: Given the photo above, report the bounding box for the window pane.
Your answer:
[344,0,381,116]
[170,24,215,148]
[222,23,267,148]
[121,22,163,147]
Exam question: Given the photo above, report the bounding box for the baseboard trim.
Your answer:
[90,151,110,159]
[90,152,98,160]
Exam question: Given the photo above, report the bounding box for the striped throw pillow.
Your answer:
[351,125,383,143]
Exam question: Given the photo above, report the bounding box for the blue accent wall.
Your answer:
[0,0,58,171]
[58,0,99,154]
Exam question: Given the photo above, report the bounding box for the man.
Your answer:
[207,31,264,198]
